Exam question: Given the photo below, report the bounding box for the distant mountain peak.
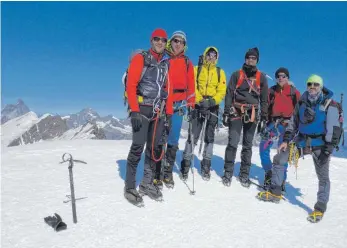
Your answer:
[1,99,30,124]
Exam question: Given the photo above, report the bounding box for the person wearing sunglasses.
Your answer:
[258,67,300,192]
[258,74,343,223]
[222,47,269,188]
[180,46,227,181]
[152,31,195,189]
[124,28,174,206]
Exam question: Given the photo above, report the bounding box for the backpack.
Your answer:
[326,98,344,149]
[122,51,190,108]
[268,84,298,116]
[122,50,153,108]
[235,69,261,94]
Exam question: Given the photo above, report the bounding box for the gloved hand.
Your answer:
[199,98,216,109]
[322,142,334,156]
[222,112,230,126]
[130,112,142,132]
[188,107,197,120]
[199,99,210,110]
[44,213,67,232]
[257,120,268,134]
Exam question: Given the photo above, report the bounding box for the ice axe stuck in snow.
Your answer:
[59,153,87,224]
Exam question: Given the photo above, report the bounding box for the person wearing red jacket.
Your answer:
[124,28,173,206]
[258,67,300,191]
[153,30,195,189]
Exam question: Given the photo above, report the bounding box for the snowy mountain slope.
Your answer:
[1,99,30,124]
[56,123,106,140]
[2,139,347,248]
[0,111,39,147]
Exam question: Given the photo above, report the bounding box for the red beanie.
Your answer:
[151,28,168,40]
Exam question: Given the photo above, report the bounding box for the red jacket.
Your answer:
[126,49,173,115]
[270,83,301,118]
[168,54,195,107]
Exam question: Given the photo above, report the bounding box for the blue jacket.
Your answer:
[283,87,340,148]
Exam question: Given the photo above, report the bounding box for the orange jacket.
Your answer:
[126,49,173,115]
[168,54,195,107]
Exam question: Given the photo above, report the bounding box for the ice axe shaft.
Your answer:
[60,153,87,224]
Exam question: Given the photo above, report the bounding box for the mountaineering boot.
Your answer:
[124,187,144,207]
[164,145,178,172]
[307,210,324,223]
[153,178,163,190]
[201,159,211,181]
[163,172,175,188]
[139,182,163,201]
[264,170,272,190]
[257,191,282,203]
[222,171,233,187]
[238,174,251,188]
[180,159,191,181]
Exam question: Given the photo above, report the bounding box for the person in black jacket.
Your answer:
[222,47,268,188]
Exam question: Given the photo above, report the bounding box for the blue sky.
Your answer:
[2,1,347,117]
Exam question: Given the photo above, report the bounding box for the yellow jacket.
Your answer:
[194,46,227,105]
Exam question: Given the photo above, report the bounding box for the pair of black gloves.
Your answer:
[130,112,172,132]
[198,98,216,115]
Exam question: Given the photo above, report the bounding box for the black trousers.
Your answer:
[125,105,167,189]
[224,115,257,178]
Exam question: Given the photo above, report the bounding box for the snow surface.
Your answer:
[2,139,347,248]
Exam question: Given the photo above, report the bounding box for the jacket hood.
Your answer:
[203,46,219,65]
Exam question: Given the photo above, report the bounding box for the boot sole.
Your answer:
[307,216,323,223]
[256,195,280,204]
[163,182,175,189]
[222,181,231,187]
[179,174,188,181]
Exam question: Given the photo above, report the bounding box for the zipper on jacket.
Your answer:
[205,65,210,96]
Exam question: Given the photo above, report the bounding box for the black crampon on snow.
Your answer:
[124,188,145,207]
[139,183,163,202]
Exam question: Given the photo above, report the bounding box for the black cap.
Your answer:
[275,67,290,79]
[245,47,259,62]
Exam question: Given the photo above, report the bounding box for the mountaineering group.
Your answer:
[121,28,344,223]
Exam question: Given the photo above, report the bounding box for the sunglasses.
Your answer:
[153,37,167,43]
[172,38,185,45]
[246,56,257,61]
[276,75,287,79]
[307,82,321,87]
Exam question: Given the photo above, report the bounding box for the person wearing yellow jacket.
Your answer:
[180,46,227,181]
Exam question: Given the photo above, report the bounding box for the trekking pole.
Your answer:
[198,112,209,155]
[60,153,87,224]
[341,93,345,146]
[188,115,196,195]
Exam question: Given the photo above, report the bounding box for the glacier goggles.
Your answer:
[307,82,321,87]
[153,37,167,43]
[276,74,288,79]
[172,38,186,45]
